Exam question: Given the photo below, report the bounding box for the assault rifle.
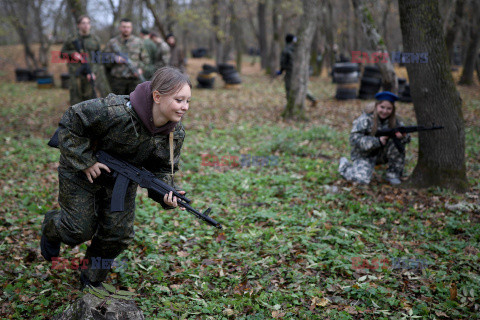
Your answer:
[72,38,97,99]
[47,130,221,229]
[110,42,146,82]
[375,124,444,153]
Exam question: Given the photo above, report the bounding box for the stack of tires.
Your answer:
[61,73,70,89]
[358,65,382,99]
[15,68,33,82]
[191,48,208,58]
[197,64,217,89]
[217,63,242,86]
[333,62,360,100]
[37,74,54,89]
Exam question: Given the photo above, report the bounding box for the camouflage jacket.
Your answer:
[104,35,149,78]
[143,38,157,66]
[154,41,171,69]
[61,33,101,76]
[349,112,411,159]
[280,43,295,73]
[57,93,184,188]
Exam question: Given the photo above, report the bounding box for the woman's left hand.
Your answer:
[164,191,186,210]
[395,132,406,139]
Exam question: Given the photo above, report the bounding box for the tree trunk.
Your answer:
[444,0,465,64]
[282,0,320,120]
[352,0,397,93]
[458,0,480,85]
[258,1,268,70]
[398,0,468,192]
[66,0,87,23]
[211,0,224,65]
[144,0,167,39]
[267,0,281,76]
[4,0,39,70]
[166,0,175,33]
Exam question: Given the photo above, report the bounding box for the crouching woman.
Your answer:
[41,66,191,287]
[338,91,410,185]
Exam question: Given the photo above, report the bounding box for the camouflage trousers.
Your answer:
[42,168,137,283]
[285,72,316,103]
[110,77,141,95]
[339,139,405,184]
[69,74,96,105]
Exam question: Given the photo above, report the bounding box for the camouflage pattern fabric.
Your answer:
[61,34,101,105]
[104,35,149,94]
[280,43,316,103]
[42,93,185,283]
[153,41,171,73]
[142,38,158,80]
[339,112,411,184]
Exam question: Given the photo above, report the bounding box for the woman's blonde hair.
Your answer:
[370,100,397,136]
[151,67,191,96]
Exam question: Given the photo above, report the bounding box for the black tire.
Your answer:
[335,88,357,100]
[217,63,236,75]
[197,76,215,86]
[334,71,360,84]
[220,68,237,78]
[224,72,242,84]
[33,68,48,79]
[60,73,70,89]
[202,64,217,73]
[358,85,380,94]
[358,91,377,100]
[333,62,360,73]
[15,68,32,82]
[360,77,382,86]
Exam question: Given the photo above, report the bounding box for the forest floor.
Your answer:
[0,49,480,319]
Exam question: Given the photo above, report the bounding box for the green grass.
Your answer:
[0,76,479,319]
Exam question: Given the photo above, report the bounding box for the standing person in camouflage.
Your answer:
[151,32,171,70]
[140,28,158,80]
[40,67,191,288]
[104,18,149,94]
[61,15,100,105]
[338,92,411,185]
[165,33,186,73]
[277,34,317,107]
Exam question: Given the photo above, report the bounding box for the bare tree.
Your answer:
[257,0,268,69]
[398,0,468,192]
[444,0,465,63]
[282,0,320,120]
[458,0,480,85]
[267,0,281,75]
[144,0,168,38]
[352,0,397,93]
[3,0,39,70]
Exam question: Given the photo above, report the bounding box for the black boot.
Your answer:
[40,235,60,262]
[80,272,102,290]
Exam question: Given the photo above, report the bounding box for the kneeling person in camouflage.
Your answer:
[338,91,410,185]
[41,67,191,288]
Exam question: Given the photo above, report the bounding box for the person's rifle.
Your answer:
[72,38,97,99]
[375,124,444,153]
[47,129,221,229]
[110,42,146,82]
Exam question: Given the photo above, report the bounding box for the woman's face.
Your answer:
[376,101,394,119]
[152,83,191,127]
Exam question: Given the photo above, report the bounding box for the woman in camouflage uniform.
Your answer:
[41,67,191,287]
[338,91,410,185]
